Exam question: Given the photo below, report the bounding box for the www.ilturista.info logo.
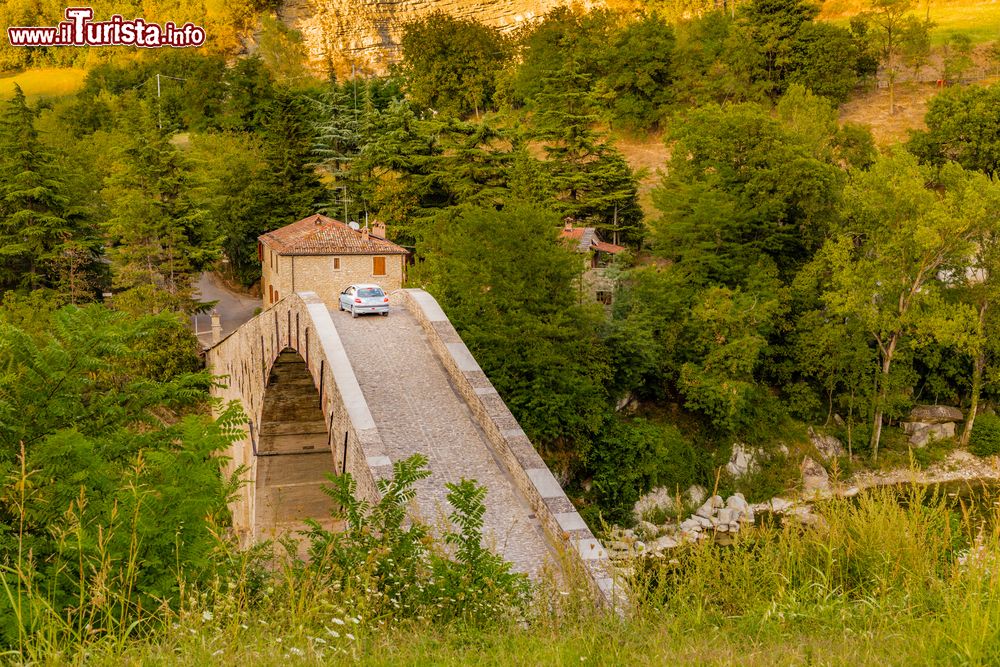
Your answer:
[8,7,206,48]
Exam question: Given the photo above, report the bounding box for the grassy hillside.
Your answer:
[0,67,87,100]
[821,0,1000,45]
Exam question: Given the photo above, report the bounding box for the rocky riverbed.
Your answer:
[610,422,1000,560]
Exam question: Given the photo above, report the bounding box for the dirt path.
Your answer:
[193,272,260,347]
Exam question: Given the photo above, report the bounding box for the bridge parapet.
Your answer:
[206,291,392,543]
[207,288,620,610]
[399,289,619,609]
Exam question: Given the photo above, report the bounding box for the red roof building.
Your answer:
[559,221,625,269]
[258,214,408,309]
[259,214,408,256]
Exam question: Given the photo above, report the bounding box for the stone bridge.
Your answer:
[205,288,615,605]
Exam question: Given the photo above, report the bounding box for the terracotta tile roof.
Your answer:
[560,226,625,254]
[594,240,625,254]
[259,214,408,256]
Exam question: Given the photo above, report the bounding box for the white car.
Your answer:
[338,284,389,318]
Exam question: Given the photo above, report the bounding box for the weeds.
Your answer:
[8,449,1000,665]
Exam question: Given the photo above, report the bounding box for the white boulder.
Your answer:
[726,443,760,477]
[801,456,830,495]
[808,427,845,461]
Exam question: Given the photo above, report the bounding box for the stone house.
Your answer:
[559,221,625,306]
[258,214,408,310]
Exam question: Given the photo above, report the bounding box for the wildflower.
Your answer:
[289,647,304,657]
[326,629,340,638]
[346,633,356,641]
[202,610,214,622]
[331,617,345,625]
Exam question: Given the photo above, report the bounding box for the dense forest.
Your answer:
[2,0,1000,660]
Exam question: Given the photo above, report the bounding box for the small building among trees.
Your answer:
[560,220,625,306]
[258,214,408,309]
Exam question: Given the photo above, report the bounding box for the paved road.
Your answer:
[329,303,554,577]
[193,272,260,347]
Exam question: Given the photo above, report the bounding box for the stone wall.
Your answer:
[206,291,396,543]
[398,288,621,610]
[261,248,405,310]
[279,0,602,74]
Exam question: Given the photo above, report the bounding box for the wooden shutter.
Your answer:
[373,256,386,276]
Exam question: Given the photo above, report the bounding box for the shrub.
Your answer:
[970,413,1000,457]
[582,417,706,525]
[304,454,532,625]
[0,305,242,652]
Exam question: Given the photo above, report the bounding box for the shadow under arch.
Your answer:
[254,347,339,540]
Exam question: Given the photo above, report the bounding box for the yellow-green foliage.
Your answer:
[10,483,1000,665]
[0,68,86,101]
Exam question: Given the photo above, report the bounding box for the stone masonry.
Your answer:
[206,288,619,608]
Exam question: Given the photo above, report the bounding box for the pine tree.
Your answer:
[102,99,217,311]
[0,86,100,296]
[530,60,644,245]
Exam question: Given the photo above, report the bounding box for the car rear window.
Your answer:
[358,288,384,298]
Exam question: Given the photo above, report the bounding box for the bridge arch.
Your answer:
[253,348,340,538]
[207,292,390,543]
[206,288,619,608]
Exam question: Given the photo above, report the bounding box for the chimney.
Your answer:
[210,310,222,344]
[372,220,386,239]
[361,226,369,241]
[564,218,574,231]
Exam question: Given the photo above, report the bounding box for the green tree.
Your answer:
[817,153,983,461]
[672,10,763,106]
[598,14,676,130]
[203,91,326,286]
[0,303,239,648]
[400,12,511,118]
[861,0,928,114]
[942,32,974,84]
[530,59,644,244]
[677,277,787,436]
[941,171,1000,445]
[507,7,614,107]
[418,202,609,449]
[0,87,101,296]
[740,0,820,96]
[350,99,441,245]
[909,84,1000,177]
[786,21,864,103]
[651,101,842,285]
[102,100,217,310]
[900,17,934,80]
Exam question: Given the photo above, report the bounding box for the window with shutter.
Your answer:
[373,256,386,276]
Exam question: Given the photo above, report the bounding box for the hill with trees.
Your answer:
[2,0,1000,661]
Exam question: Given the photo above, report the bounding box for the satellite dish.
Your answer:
[348,221,360,230]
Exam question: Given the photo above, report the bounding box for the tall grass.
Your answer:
[7,478,1000,665]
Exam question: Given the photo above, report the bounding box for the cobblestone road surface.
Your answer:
[330,304,553,577]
